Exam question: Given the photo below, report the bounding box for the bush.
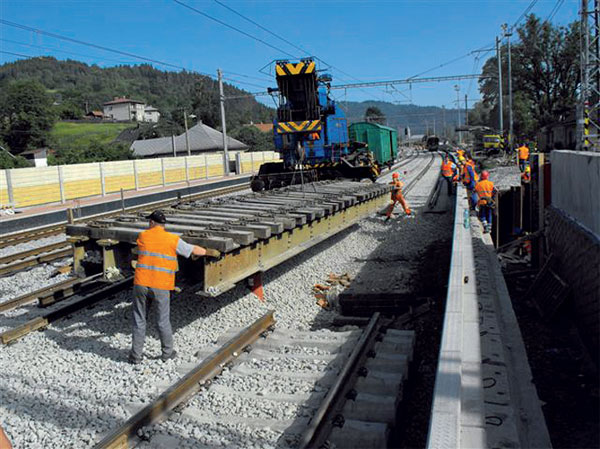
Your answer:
[49,140,134,165]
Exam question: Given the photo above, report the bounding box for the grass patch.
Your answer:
[50,121,134,149]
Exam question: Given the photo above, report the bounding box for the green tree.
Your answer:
[0,140,31,169]
[477,15,580,138]
[230,126,273,152]
[49,140,134,165]
[55,101,84,120]
[365,106,385,124]
[0,80,56,153]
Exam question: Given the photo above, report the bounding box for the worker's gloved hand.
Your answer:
[204,248,221,258]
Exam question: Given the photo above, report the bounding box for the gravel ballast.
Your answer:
[0,153,444,448]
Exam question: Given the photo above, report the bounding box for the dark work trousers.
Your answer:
[442,175,454,195]
[479,205,493,225]
[130,285,173,360]
[519,159,528,172]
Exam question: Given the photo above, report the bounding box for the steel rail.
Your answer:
[0,225,64,249]
[298,312,381,449]
[0,247,72,277]
[93,310,276,449]
[0,273,103,313]
[0,276,133,344]
[0,241,69,266]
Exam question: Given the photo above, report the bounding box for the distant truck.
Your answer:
[482,134,503,151]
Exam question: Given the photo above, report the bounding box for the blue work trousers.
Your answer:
[465,181,477,210]
[479,205,493,226]
[130,285,173,360]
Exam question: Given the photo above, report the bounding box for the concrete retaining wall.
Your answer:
[546,205,600,364]
[550,150,600,236]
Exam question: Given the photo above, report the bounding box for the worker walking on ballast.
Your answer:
[475,171,497,233]
[517,143,530,172]
[385,172,411,222]
[129,210,220,364]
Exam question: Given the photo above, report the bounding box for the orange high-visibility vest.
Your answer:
[390,180,404,200]
[518,145,529,160]
[475,179,495,206]
[441,160,454,177]
[462,161,479,184]
[134,226,180,291]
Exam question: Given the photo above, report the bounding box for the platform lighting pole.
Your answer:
[455,85,461,144]
[218,69,230,175]
[502,23,514,150]
[496,36,504,134]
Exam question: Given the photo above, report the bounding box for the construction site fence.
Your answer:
[0,151,280,209]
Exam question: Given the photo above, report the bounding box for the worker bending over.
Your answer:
[517,143,529,172]
[385,172,411,222]
[475,171,497,233]
[129,210,220,364]
[461,153,479,211]
[441,156,458,195]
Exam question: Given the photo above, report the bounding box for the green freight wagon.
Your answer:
[348,122,398,167]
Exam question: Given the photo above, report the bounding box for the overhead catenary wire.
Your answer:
[172,0,297,58]
[546,0,565,23]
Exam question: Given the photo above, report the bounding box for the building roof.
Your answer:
[131,122,248,157]
[86,110,104,117]
[144,105,159,112]
[350,121,397,132]
[103,97,145,106]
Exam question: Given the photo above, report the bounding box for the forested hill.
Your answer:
[342,100,461,136]
[0,57,273,129]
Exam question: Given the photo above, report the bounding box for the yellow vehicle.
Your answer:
[483,134,502,151]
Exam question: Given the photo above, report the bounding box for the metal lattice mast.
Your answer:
[580,0,600,151]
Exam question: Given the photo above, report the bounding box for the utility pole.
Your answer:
[465,94,468,126]
[183,110,191,157]
[502,23,514,150]
[433,117,436,135]
[455,85,461,144]
[218,69,230,175]
[496,36,504,134]
[442,105,446,138]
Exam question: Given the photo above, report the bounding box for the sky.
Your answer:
[0,0,579,108]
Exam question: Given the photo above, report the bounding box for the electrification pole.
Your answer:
[465,94,468,126]
[442,105,446,138]
[455,85,461,144]
[502,23,514,150]
[183,110,191,157]
[496,36,504,134]
[579,0,600,150]
[218,69,230,175]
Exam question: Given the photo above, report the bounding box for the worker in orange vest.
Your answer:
[385,172,411,221]
[517,143,530,172]
[440,156,458,195]
[129,210,220,364]
[475,171,497,233]
[461,154,479,210]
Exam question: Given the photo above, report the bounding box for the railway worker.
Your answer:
[461,154,479,211]
[440,157,457,195]
[129,210,219,364]
[456,148,466,166]
[517,143,530,172]
[475,171,497,233]
[385,172,411,222]
[521,165,531,183]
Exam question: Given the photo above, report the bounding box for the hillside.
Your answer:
[342,101,461,136]
[50,122,133,148]
[0,57,273,130]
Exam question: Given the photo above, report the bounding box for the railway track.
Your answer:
[0,152,435,345]
[93,311,415,449]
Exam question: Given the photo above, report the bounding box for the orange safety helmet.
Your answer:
[392,172,399,179]
[481,170,490,180]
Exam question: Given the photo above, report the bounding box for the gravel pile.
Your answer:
[0,234,67,259]
[488,164,521,191]
[0,154,442,448]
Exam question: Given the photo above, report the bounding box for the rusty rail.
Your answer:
[93,310,276,449]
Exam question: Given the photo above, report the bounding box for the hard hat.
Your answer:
[525,166,531,172]
[392,172,399,179]
[481,170,490,180]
